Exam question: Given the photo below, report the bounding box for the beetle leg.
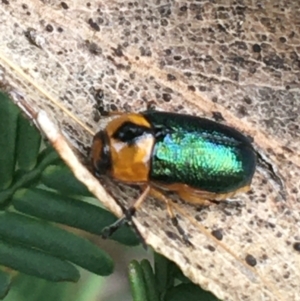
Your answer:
[149,188,193,247]
[101,186,150,240]
[176,189,213,206]
[101,215,128,238]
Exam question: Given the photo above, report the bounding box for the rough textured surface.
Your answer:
[0,1,300,300]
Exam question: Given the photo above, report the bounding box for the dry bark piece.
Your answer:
[0,1,300,300]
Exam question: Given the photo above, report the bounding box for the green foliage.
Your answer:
[0,92,220,301]
[129,255,221,301]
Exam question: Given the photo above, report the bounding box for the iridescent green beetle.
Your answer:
[91,111,256,241]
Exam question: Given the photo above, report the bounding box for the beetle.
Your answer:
[91,110,257,244]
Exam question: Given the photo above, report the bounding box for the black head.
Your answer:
[91,130,112,177]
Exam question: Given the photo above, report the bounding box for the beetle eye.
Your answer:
[112,121,151,144]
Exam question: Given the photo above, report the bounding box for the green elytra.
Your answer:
[142,111,256,194]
